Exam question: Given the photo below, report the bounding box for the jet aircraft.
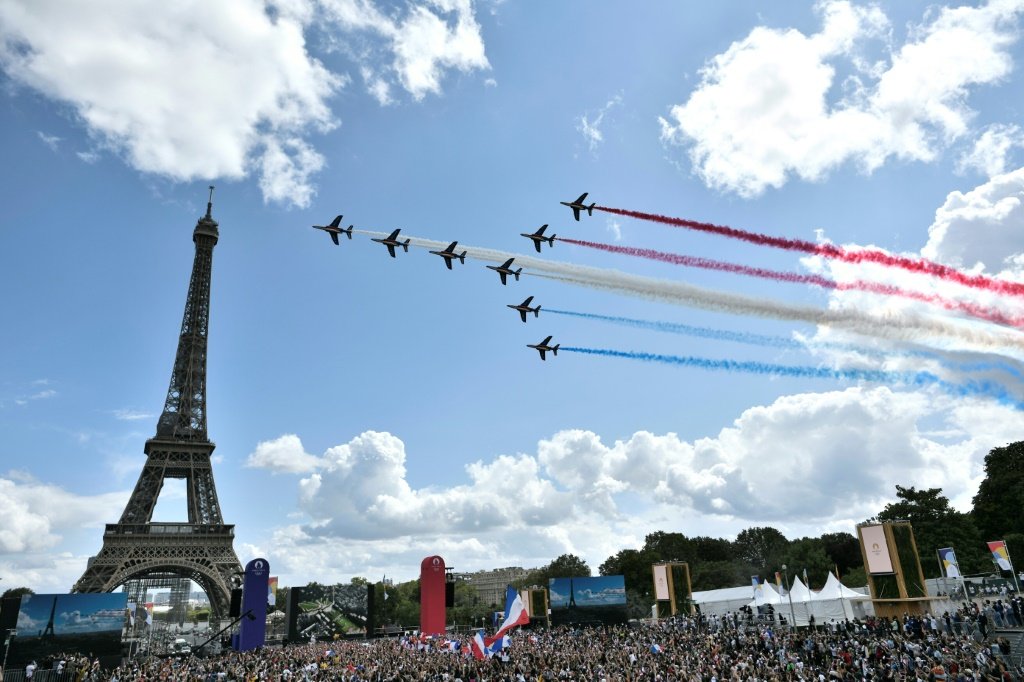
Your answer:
[560,192,596,221]
[428,241,467,269]
[520,224,555,252]
[486,258,522,285]
[371,229,411,258]
[312,215,353,245]
[507,296,540,322]
[527,335,559,361]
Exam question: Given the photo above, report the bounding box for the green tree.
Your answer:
[972,441,1024,541]
[840,566,867,589]
[691,560,751,591]
[600,548,655,602]
[1,587,33,600]
[643,532,695,564]
[819,532,863,575]
[734,527,789,573]
[782,538,833,589]
[875,485,985,578]
[690,536,733,563]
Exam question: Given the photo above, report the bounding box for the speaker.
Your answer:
[365,585,376,636]
[285,587,304,641]
[445,581,454,608]
[0,596,20,634]
[229,588,242,618]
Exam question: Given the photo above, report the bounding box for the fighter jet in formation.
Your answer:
[560,192,596,221]
[486,258,522,285]
[312,215,353,245]
[428,241,467,269]
[507,296,540,322]
[527,335,559,360]
[371,229,411,258]
[520,224,555,253]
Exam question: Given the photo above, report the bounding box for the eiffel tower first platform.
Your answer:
[73,189,242,619]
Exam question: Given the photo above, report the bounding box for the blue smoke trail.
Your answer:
[546,308,1024,381]
[561,346,1024,411]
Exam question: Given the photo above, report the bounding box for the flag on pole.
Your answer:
[470,632,487,660]
[988,541,1013,571]
[493,586,529,639]
[774,572,782,589]
[938,547,961,578]
[802,568,808,588]
[483,634,510,656]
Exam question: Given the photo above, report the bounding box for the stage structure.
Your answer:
[72,189,242,621]
[857,521,930,618]
[652,562,692,617]
[420,556,448,636]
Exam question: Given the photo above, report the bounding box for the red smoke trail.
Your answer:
[559,237,1024,329]
[596,206,1024,298]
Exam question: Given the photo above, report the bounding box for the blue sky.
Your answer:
[3,0,1024,593]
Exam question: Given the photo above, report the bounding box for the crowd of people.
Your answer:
[4,600,1023,682]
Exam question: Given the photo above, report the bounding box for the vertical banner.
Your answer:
[519,590,532,618]
[938,547,961,578]
[238,557,269,651]
[988,541,1013,571]
[419,555,446,636]
[859,524,895,574]
[268,576,278,607]
[751,575,761,596]
[653,564,670,601]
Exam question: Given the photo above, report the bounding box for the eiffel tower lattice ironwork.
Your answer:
[73,189,242,620]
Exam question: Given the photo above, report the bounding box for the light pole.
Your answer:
[781,564,797,629]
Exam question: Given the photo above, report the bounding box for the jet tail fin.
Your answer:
[552,345,559,356]
[514,269,522,281]
[402,240,410,252]
[344,226,354,239]
[458,252,466,264]
[587,204,595,216]
[534,306,540,317]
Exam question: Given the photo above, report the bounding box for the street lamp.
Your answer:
[781,564,797,629]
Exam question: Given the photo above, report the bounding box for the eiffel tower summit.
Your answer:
[73,188,242,619]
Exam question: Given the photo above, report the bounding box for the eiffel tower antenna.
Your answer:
[73,189,241,622]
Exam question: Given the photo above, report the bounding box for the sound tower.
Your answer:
[229,588,242,618]
[445,580,454,608]
[285,587,304,642]
[0,596,19,635]
[365,584,376,636]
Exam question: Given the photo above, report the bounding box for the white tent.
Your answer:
[692,585,762,616]
[751,582,783,606]
[749,574,871,626]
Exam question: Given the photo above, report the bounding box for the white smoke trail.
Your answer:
[353,230,1024,353]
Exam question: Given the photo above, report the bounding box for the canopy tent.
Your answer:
[747,573,871,626]
[691,585,763,616]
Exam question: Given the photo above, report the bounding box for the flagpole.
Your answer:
[1005,540,1021,594]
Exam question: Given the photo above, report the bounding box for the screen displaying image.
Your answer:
[287,583,369,640]
[548,575,627,626]
[10,593,128,668]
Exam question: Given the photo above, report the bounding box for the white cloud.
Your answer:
[0,0,341,208]
[922,166,1024,275]
[957,124,1024,177]
[37,131,60,151]
[248,388,1023,583]
[111,408,153,421]
[577,93,623,153]
[0,476,127,553]
[76,150,100,164]
[660,0,1024,196]
[320,0,491,101]
[246,433,323,474]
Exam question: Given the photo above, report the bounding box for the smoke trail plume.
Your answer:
[352,230,1024,353]
[562,346,1024,410]
[558,237,1024,328]
[596,206,1024,298]
[546,308,1024,381]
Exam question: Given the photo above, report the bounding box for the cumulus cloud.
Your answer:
[0,476,127,553]
[246,433,323,474]
[0,0,340,208]
[249,387,1023,582]
[922,166,1024,275]
[319,0,490,101]
[957,124,1024,178]
[660,0,1024,196]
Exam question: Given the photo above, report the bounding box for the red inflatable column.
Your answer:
[419,555,446,635]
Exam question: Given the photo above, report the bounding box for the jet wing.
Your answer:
[575,193,588,203]
[572,207,581,221]
[329,215,343,228]
[444,259,452,270]
[330,232,339,245]
[519,310,527,322]
[532,240,542,253]
[499,271,507,285]
[538,349,547,361]
[388,229,401,240]
[386,244,397,258]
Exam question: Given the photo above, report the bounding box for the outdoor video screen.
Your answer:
[288,583,369,640]
[10,593,128,667]
[548,575,628,626]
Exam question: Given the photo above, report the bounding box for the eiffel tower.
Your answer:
[73,188,242,620]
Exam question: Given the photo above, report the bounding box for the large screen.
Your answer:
[9,593,128,668]
[286,583,369,641]
[548,575,627,626]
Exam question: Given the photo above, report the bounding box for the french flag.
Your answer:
[483,634,511,656]
[470,632,487,660]
[494,586,529,639]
